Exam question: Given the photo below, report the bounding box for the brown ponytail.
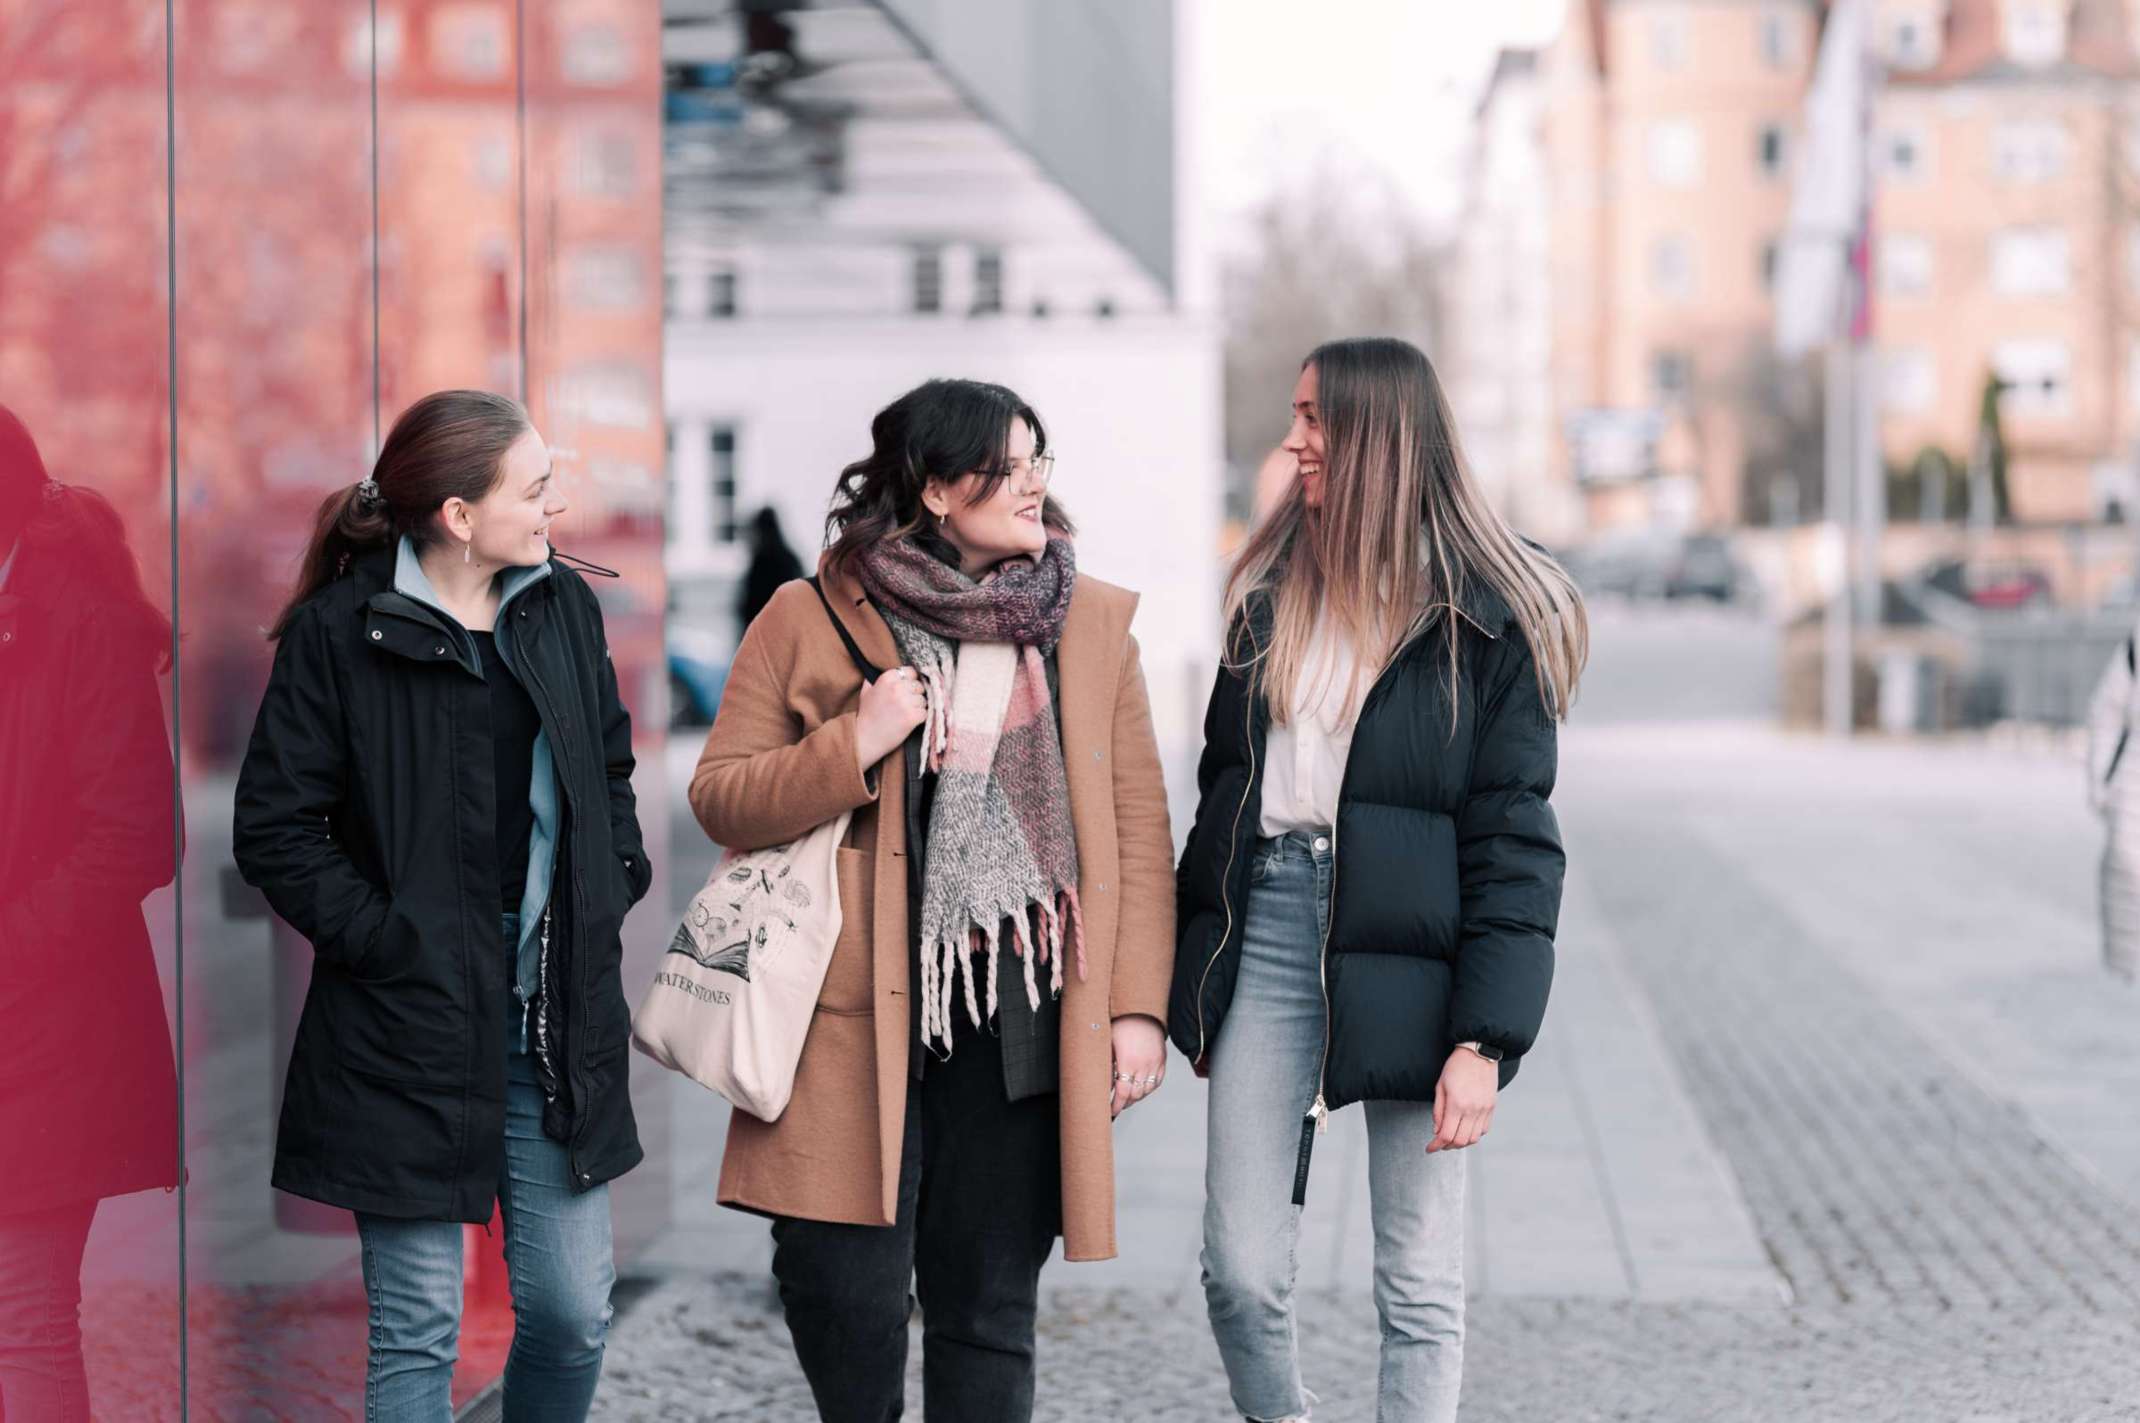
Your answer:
[268,389,530,640]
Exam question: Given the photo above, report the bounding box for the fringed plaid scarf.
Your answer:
[855,534,1084,1055]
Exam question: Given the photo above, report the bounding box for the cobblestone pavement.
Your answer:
[589,1272,2140,1421]
[1571,795,2140,1313]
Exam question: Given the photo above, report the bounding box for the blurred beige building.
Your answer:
[1874,0,2140,522]
[1450,0,2140,539]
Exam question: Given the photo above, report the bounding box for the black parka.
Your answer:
[1170,582,1564,1113]
[233,544,650,1221]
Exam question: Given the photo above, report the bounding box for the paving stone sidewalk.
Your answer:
[588,1273,2140,1421]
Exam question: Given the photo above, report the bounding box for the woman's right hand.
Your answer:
[855,665,929,772]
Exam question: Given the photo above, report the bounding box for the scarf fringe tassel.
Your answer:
[918,884,1086,1056]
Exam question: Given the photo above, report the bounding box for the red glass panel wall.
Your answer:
[1,1,665,1415]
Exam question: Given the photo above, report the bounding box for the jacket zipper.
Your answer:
[1292,812,1337,1207]
[511,602,592,1189]
[1194,668,1259,1066]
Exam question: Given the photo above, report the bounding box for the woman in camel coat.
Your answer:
[689,377,1175,1422]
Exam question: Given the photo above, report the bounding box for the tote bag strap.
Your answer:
[808,575,883,682]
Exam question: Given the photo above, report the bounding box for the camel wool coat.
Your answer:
[689,555,1176,1261]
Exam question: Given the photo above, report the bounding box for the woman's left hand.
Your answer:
[1428,1047,1499,1153]
[1110,1013,1167,1119]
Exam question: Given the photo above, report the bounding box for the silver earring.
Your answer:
[464,540,471,565]
[938,512,946,529]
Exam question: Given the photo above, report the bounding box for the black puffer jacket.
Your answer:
[233,544,650,1221]
[1170,583,1564,1111]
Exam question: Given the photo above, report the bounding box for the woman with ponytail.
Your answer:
[1173,338,1585,1422]
[233,390,650,1421]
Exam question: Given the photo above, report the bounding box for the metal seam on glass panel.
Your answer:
[163,0,187,1411]
[371,0,382,456]
[515,0,529,403]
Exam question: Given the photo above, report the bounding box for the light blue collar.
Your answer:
[392,535,552,661]
[0,534,18,594]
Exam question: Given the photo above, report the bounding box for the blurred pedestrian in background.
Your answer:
[1172,338,1586,1423]
[737,506,803,637]
[2087,630,2140,983]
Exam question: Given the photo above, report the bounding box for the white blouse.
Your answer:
[1257,613,1366,838]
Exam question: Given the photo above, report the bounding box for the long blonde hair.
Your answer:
[1221,337,1587,728]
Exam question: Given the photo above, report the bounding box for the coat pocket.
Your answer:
[816,847,875,1014]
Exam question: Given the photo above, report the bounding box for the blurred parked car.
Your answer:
[1664,533,1743,602]
[1564,529,1746,603]
[1922,558,2053,612]
[668,629,727,729]
[667,570,741,729]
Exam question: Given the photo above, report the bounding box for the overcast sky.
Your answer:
[1189,0,1567,241]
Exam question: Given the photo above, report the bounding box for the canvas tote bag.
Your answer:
[631,577,885,1120]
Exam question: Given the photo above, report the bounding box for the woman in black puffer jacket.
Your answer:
[1171,338,1585,1423]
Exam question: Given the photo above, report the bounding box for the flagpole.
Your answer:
[1851,3,1885,725]
[1776,0,1873,736]
[1824,341,1854,737]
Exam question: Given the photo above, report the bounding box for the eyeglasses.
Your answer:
[1005,452,1055,490]
[964,452,1055,492]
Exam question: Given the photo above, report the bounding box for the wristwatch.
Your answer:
[1456,1041,1505,1063]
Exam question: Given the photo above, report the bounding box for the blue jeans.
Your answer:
[0,1201,96,1423]
[1200,832,1467,1423]
[354,913,615,1423]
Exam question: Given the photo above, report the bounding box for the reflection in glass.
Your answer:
[0,405,180,1421]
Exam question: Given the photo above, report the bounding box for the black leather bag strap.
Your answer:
[808,575,883,682]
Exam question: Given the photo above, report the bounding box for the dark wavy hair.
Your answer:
[268,390,531,641]
[822,378,1073,583]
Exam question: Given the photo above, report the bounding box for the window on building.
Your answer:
[1882,347,1937,413]
[971,248,1004,316]
[566,247,645,311]
[1989,228,2070,295]
[1882,234,1933,296]
[709,267,738,318]
[2002,0,2066,66]
[912,247,944,314]
[1993,119,2068,181]
[561,24,631,85]
[1653,350,1694,400]
[1650,235,1694,298]
[472,131,512,191]
[1758,8,1795,67]
[710,427,738,545]
[566,362,653,429]
[434,3,508,82]
[1993,340,2072,418]
[1645,121,1703,186]
[1757,122,1789,178]
[1651,14,1689,70]
[1887,7,1939,68]
[574,130,638,198]
[344,11,404,80]
[1883,123,1929,181]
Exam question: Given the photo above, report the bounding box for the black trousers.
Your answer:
[769,1019,1062,1423]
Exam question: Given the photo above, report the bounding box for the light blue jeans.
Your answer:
[1200,831,1467,1423]
[353,913,615,1423]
